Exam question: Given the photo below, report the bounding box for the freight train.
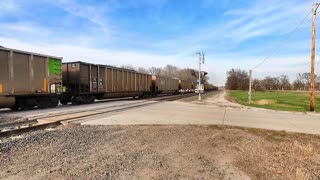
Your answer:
[0,47,217,110]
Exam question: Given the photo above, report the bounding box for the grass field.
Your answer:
[228,90,320,112]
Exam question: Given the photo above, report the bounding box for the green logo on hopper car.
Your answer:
[49,58,61,75]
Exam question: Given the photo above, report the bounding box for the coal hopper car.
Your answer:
[0,47,63,110]
[178,79,195,92]
[204,84,218,91]
[151,75,180,95]
[61,61,152,104]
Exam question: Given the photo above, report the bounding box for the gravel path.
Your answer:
[179,90,244,109]
[0,125,319,180]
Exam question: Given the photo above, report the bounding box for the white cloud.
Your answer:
[150,0,313,58]
[50,0,108,26]
[0,22,51,37]
[0,37,184,68]
[44,0,114,38]
[0,0,317,86]
[0,0,18,16]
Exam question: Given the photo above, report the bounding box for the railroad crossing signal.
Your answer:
[196,52,205,101]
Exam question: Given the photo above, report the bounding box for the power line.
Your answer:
[252,8,314,71]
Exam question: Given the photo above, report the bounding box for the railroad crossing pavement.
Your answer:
[82,92,320,135]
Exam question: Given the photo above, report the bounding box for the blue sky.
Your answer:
[0,0,318,85]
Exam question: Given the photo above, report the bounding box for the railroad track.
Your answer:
[0,93,200,138]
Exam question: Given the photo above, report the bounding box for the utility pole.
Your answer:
[196,52,205,101]
[310,3,319,112]
[249,70,252,104]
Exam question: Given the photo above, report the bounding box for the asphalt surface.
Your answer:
[83,91,320,135]
[0,91,319,134]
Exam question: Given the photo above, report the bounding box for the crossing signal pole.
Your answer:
[249,70,252,104]
[196,52,205,101]
[310,3,319,112]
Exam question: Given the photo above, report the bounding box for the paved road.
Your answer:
[83,91,320,135]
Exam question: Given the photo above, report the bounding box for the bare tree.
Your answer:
[225,69,249,90]
[279,75,291,90]
[148,67,162,75]
[163,65,179,77]
[252,79,265,91]
[316,75,320,90]
[120,64,136,71]
[301,73,311,90]
[262,76,274,90]
[293,78,304,90]
[122,64,210,85]
[137,67,148,74]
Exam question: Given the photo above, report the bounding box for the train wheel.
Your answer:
[72,96,83,105]
[82,96,88,104]
[71,101,77,105]
[60,100,69,105]
[18,99,35,110]
[71,99,78,105]
[82,95,94,104]
[89,96,95,103]
[38,101,49,109]
[49,98,59,108]
[10,104,19,111]
[60,96,71,105]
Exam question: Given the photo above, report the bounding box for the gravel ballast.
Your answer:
[1,125,320,179]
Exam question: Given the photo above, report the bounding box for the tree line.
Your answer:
[225,68,320,91]
[121,64,210,84]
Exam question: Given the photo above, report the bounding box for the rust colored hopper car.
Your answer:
[204,83,218,91]
[151,75,179,96]
[61,61,153,105]
[0,47,62,110]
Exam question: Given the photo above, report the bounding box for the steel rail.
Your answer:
[0,92,203,137]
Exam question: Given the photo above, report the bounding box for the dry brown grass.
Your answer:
[295,168,310,180]
[231,127,320,180]
[1,125,319,179]
[255,99,275,105]
[224,90,238,103]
